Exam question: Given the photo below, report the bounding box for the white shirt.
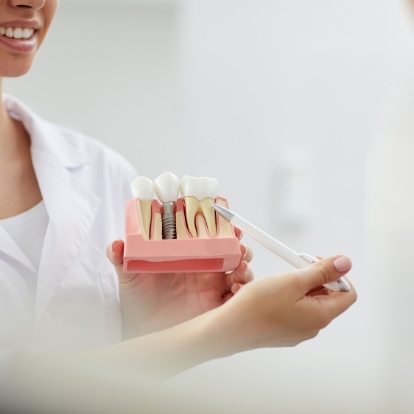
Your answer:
[1,201,48,269]
[0,95,137,350]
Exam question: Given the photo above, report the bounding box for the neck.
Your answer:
[0,78,8,137]
[0,79,29,163]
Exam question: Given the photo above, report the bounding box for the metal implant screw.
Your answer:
[162,202,177,240]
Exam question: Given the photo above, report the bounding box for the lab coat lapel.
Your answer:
[3,95,102,325]
[31,148,101,322]
[0,226,36,273]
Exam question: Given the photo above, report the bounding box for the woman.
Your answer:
[0,0,356,378]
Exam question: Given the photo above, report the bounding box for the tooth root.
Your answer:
[151,212,163,240]
[184,196,200,238]
[176,210,191,240]
[215,198,234,237]
[195,214,209,239]
[176,199,191,240]
[137,200,152,240]
[149,201,163,241]
[200,198,217,237]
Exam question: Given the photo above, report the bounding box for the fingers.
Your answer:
[240,245,253,263]
[226,261,254,289]
[106,240,124,272]
[296,256,353,294]
[231,283,242,295]
[234,227,243,240]
[313,288,358,323]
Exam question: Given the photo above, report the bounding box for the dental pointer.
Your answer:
[213,204,352,293]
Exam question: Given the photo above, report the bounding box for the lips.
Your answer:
[0,34,37,53]
[0,20,41,53]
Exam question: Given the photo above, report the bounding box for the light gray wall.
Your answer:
[5,0,414,411]
[173,1,414,411]
[5,1,182,178]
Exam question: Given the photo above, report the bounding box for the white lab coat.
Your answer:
[0,95,136,350]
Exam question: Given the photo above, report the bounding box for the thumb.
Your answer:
[298,256,352,293]
[106,240,124,267]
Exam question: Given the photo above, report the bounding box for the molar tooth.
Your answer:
[131,176,154,240]
[200,198,217,237]
[0,28,5,36]
[196,214,209,239]
[183,196,200,238]
[176,199,191,240]
[181,176,219,238]
[5,28,13,38]
[215,198,234,237]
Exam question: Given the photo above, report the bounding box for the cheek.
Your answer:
[45,1,59,26]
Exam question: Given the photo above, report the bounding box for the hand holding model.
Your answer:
[108,238,254,338]
[99,255,356,377]
[102,172,357,377]
[108,172,254,337]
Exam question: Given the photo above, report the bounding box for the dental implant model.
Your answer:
[131,176,154,240]
[154,172,180,240]
[123,171,242,273]
[180,176,219,238]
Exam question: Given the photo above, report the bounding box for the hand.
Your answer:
[207,256,357,354]
[107,239,254,338]
[90,256,356,378]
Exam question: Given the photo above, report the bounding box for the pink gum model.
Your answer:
[123,197,242,273]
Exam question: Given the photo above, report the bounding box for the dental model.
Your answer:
[180,176,219,238]
[154,172,180,240]
[123,172,242,273]
[131,176,154,240]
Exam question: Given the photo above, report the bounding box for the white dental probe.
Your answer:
[213,204,351,293]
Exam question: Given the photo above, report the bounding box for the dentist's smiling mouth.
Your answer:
[0,27,36,40]
[0,21,41,53]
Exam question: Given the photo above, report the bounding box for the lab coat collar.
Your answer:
[3,94,91,169]
[0,226,36,273]
[2,95,102,321]
[32,150,102,321]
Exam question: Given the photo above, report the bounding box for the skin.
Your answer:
[0,0,255,336]
[1,0,358,379]
[108,238,254,338]
[0,0,58,219]
[96,256,356,377]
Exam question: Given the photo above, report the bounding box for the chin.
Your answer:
[1,63,34,78]
[0,52,38,77]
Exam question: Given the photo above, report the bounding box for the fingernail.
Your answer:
[333,256,352,273]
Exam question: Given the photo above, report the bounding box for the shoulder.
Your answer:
[41,121,137,209]
[48,121,137,179]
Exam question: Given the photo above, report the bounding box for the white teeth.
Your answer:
[181,176,219,238]
[13,28,22,39]
[131,176,154,200]
[131,177,154,241]
[181,176,219,201]
[154,172,180,203]
[0,27,35,39]
[22,28,34,39]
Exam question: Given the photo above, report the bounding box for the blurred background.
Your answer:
[5,0,414,412]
